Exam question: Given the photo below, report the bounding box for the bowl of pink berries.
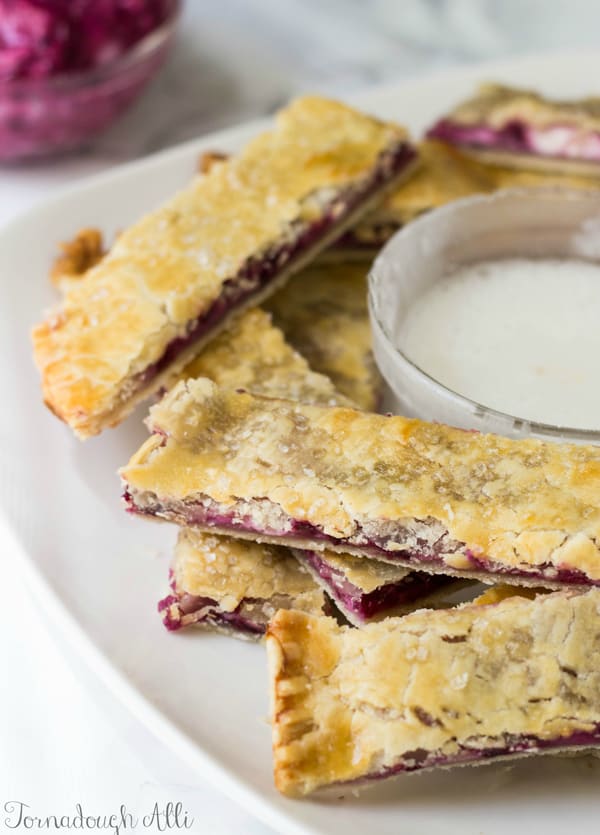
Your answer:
[0,0,180,162]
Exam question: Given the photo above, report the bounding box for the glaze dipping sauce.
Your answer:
[400,258,600,430]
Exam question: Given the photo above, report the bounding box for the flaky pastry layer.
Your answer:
[121,380,600,588]
[264,261,381,410]
[174,307,350,406]
[431,83,600,133]
[160,528,443,634]
[427,83,600,173]
[332,138,600,254]
[267,589,600,796]
[351,140,496,235]
[33,95,414,438]
[294,549,459,626]
[159,528,326,637]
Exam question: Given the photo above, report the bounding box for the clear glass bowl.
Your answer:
[0,2,180,162]
[368,187,600,444]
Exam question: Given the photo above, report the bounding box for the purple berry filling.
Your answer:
[296,550,447,621]
[337,727,600,788]
[0,1,178,160]
[0,0,173,82]
[129,141,416,400]
[126,492,599,588]
[158,592,265,636]
[427,118,600,163]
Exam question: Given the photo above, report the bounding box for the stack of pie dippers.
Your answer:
[32,90,600,797]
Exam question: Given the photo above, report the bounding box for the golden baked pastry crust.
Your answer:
[336,140,600,252]
[485,156,600,183]
[32,96,412,438]
[264,261,381,410]
[428,83,600,175]
[472,584,540,606]
[267,589,600,796]
[165,281,411,633]
[176,307,351,406]
[365,139,496,226]
[166,530,447,634]
[446,83,600,132]
[122,380,600,587]
[309,550,409,594]
[160,529,326,639]
[455,147,600,177]
[293,549,466,627]
[50,227,106,292]
[172,528,324,612]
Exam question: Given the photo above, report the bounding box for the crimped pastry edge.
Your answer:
[266,593,600,796]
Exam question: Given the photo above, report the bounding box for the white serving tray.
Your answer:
[3,50,600,835]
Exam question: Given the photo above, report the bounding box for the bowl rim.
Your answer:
[0,0,181,92]
[368,185,600,442]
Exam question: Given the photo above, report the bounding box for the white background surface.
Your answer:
[3,3,600,834]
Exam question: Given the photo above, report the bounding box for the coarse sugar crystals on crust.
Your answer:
[267,589,600,796]
[32,95,415,438]
[121,380,600,589]
[174,307,352,407]
[159,528,326,638]
[264,261,381,410]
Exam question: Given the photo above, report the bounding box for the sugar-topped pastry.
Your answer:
[174,307,351,407]
[161,297,447,632]
[264,261,381,410]
[121,380,600,589]
[160,529,451,635]
[333,140,497,253]
[159,529,327,639]
[32,96,415,438]
[332,137,600,256]
[267,589,600,796]
[292,548,461,626]
[428,83,600,175]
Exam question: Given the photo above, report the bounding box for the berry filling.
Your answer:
[126,141,416,405]
[295,549,447,621]
[125,491,598,588]
[0,0,173,82]
[338,727,600,787]
[427,118,600,162]
[158,593,267,635]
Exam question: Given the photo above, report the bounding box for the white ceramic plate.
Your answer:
[4,50,600,835]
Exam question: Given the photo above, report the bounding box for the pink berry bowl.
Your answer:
[0,0,180,162]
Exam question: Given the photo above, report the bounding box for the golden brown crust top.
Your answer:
[197,150,229,175]
[315,550,410,592]
[447,82,600,131]
[369,139,496,224]
[176,307,351,406]
[488,163,600,190]
[265,261,380,410]
[122,381,600,581]
[472,584,542,606]
[49,227,106,291]
[173,528,324,613]
[354,141,600,235]
[267,589,600,796]
[32,96,407,437]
